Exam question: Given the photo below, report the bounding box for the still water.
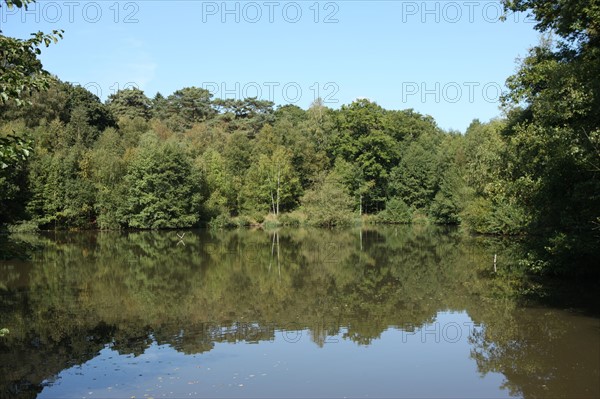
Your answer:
[0,226,598,398]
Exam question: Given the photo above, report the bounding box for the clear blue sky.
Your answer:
[1,0,540,131]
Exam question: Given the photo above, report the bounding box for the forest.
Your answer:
[1,0,599,276]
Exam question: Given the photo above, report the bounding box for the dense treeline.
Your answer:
[0,82,470,229]
[1,0,599,276]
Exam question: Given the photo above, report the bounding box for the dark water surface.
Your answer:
[0,226,598,398]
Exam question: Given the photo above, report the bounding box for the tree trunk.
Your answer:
[359,194,363,216]
[276,168,281,216]
[270,191,276,215]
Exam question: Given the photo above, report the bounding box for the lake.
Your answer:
[1,226,598,398]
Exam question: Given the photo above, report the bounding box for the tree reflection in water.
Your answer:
[0,226,598,398]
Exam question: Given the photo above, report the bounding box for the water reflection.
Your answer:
[36,312,509,399]
[0,226,598,398]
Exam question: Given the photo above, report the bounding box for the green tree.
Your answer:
[0,79,71,128]
[388,130,442,210]
[460,120,528,234]
[333,157,372,216]
[197,148,237,217]
[430,166,464,224]
[503,0,600,43]
[1,0,63,225]
[376,197,412,224]
[220,131,253,214]
[121,134,204,229]
[429,134,468,224]
[243,146,301,216]
[87,128,128,229]
[0,26,62,106]
[304,98,337,157]
[333,99,400,212]
[64,85,116,133]
[500,0,600,273]
[107,88,153,121]
[152,92,168,119]
[213,97,275,136]
[25,144,97,228]
[163,87,215,131]
[301,170,355,226]
[0,132,30,223]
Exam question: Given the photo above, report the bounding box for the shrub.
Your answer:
[208,214,236,229]
[376,197,412,224]
[278,211,305,226]
[301,171,355,227]
[7,220,40,233]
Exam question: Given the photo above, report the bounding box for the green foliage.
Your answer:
[196,148,236,217]
[0,84,546,235]
[0,0,63,226]
[388,130,442,209]
[430,166,464,225]
[0,0,597,277]
[6,220,39,233]
[459,119,528,234]
[332,99,404,211]
[161,87,215,131]
[0,133,32,169]
[461,197,529,235]
[498,0,600,274]
[65,85,117,134]
[503,0,600,44]
[121,134,204,229]
[300,171,355,226]
[376,197,412,224]
[0,80,71,128]
[0,166,28,224]
[213,97,275,136]
[243,146,301,216]
[0,60,468,232]
[107,88,153,121]
[208,213,237,229]
[332,157,371,214]
[267,110,329,189]
[25,143,98,228]
[0,30,63,106]
[277,211,304,226]
[86,128,129,229]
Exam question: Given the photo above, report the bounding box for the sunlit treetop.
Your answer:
[503,0,600,45]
